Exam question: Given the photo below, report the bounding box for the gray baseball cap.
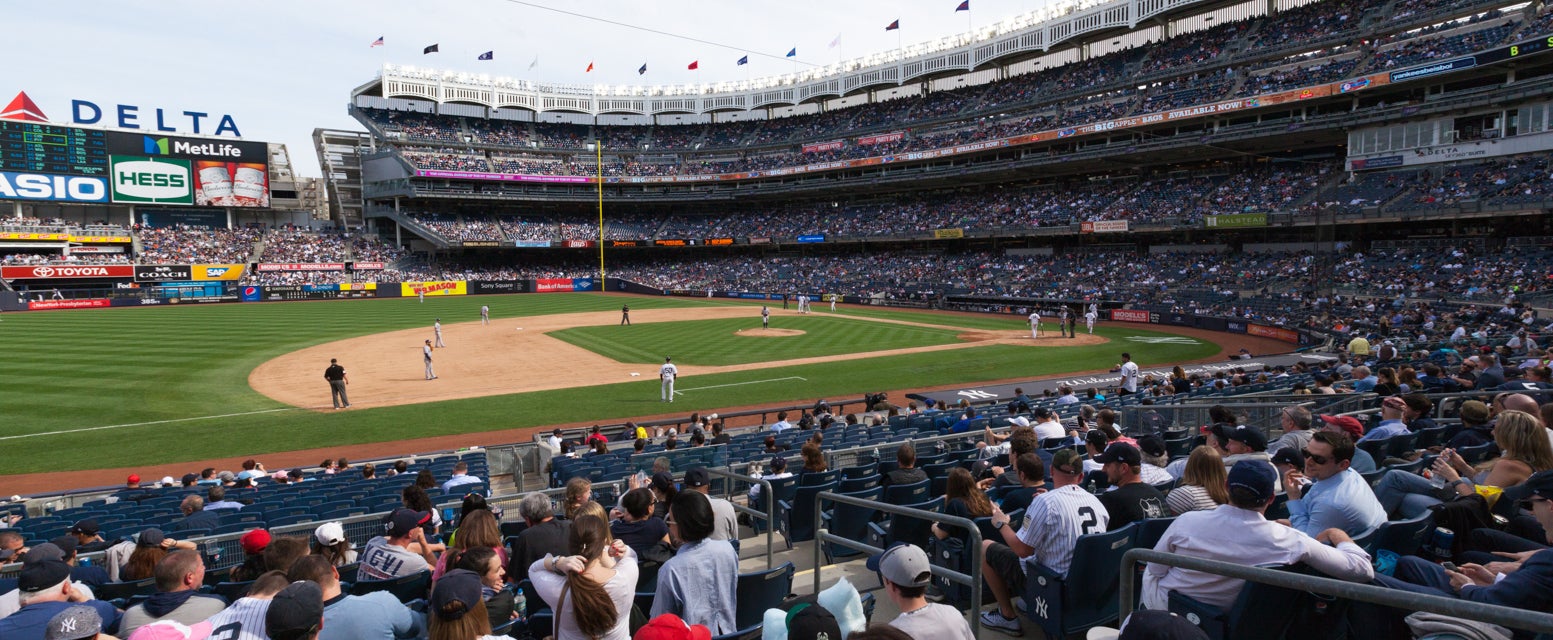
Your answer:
[866,543,932,588]
[45,604,103,640]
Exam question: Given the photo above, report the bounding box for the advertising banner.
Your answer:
[1080,220,1129,234]
[0,172,110,203]
[193,264,245,281]
[240,285,262,302]
[1165,312,1194,326]
[135,264,193,282]
[1204,213,1268,229]
[535,278,574,293]
[110,156,192,204]
[69,245,125,254]
[933,228,964,239]
[256,263,346,272]
[470,280,526,294]
[107,133,267,163]
[70,234,133,243]
[1248,323,1300,343]
[608,240,644,247]
[135,208,224,228]
[801,140,845,154]
[1109,309,1150,323]
[401,281,467,297]
[797,234,825,243]
[572,278,596,292]
[1349,155,1404,170]
[704,237,734,246]
[1225,320,1249,334]
[108,133,270,208]
[0,231,68,241]
[563,239,595,248]
[1,265,133,279]
[654,239,694,247]
[338,282,377,291]
[191,160,269,207]
[748,237,772,245]
[515,240,550,248]
[857,132,905,146]
[461,240,502,247]
[28,299,111,310]
[349,262,385,271]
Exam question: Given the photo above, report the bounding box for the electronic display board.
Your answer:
[0,121,108,176]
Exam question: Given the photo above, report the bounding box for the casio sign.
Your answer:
[0,172,108,203]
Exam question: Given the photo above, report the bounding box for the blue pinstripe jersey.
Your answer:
[1017,484,1109,576]
[205,597,272,640]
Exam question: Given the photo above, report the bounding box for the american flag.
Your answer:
[370,36,384,48]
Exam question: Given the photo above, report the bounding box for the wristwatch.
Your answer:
[993,520,1007,530]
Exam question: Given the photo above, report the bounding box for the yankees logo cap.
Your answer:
[45,604,104,640]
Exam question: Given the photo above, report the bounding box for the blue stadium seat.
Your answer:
[350,569,431,604]
[842,461,878,479]
[836,474,880,493]
[1024,523,1137,639]
[799,469,840,486]
[1365,512,1435,557]
[1167,565,1327,640]
[820,486,882,563]
[779,481,837,547]
[750,476,798,536]
[866,497,943,561]
[883,479,930,506]
[712,562,795,640]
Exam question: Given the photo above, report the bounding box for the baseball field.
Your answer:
[0,293,1242,481]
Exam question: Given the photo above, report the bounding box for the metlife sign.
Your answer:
[110,156,192,204]
[107,133,268,162]
[0,171,109,203]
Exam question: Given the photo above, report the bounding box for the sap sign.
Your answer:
[72,100,241,137]
[110,156,193,204]
[0,172,109,203]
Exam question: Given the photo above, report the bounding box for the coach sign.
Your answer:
[1,265,134,279]
[135,264,193,282]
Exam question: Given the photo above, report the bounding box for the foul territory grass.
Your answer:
[549,316,964,365]
[0,294,1219,475]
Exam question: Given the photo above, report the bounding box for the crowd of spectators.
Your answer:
[136,226,262,265]
[256,230,355,263]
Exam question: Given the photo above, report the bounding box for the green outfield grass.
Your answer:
[0,294,1220,475]
[549,316,964,365]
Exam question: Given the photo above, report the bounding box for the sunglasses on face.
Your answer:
[1301,449,1330,465]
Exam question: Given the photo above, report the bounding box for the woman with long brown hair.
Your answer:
[1166,446,1230,515]
[529,514,638,640]
[434,509,507,580]
[117,528,196,581]
[428,568,506,640]
[564,477,593,520]
[932,467,994,544]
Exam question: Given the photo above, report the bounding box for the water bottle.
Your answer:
[514,587,527,622]
[1424,469,1446,489]
[78,557,91,567]
[872,447,881,464]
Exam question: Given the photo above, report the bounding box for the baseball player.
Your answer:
[418,289,424,303]
[1118,352,1140,395]
[621,304,631,326]
[1029,309,1041,339]
[1059,307,1070,337]
[324,358,349,409]
[660,356,678,402]
[1085,308,1097,334]
[433,319,445,347]
[481,305,490,325]
[761,305,770,329]
[423,340,437,380]
[830,294,837,312]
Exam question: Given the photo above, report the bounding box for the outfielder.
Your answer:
[481,305,490,325]
[433,319,445,347]
[830,294,837,312]
[761,305,770,329]
[423,340,437,380]
[1029,309,1041,339]
[1085,309,1097,334]
[660,356,678,402]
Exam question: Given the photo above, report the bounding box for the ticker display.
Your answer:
[0,121,108,176]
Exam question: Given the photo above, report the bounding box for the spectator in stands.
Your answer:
[1371,367,1402,397]
[564,478,593,520]
[1031,407,1068,442]
[403,486,445,539]
[49,536,107,592]
[612,488,671,560]
[447,546,515,631]
[422,568,500,640]
[763,436,787,454]
[1269,405,1316,455]
[0,550,119,640]
[1445,400,1494,449]
[117,550,226,636]
[1167,446,1229,515]
[508,492,570,584]
[979,448,1108,634]
[434,509,504,581]
[1477,354,1508,390]
[997,453,1047,513]
[288,555,426,640]
[1318,415,1377,473]
[237,460,265,481]
[357,508,436,582]
[1376,411,1553,519]
[683,468,737,542]
[746,456,792,507]
[1282,431,1386,537]
[0,530,25,565]
[228,529,271,582]
[1360,396,1412,443]
[169,495,220,533]
[771,412,794,432]
[883,444,927,488]
[1136,435,1175,485]
[653,491,737,635]
[1055,386,1080,405]
[263,537,311,576]
[644,471,679,520]
[204,486,245,511]
[1346,366,1377,393]
[440,462,483,495]
[311,522,356,567]
[68,520,113,555]
[0,542,97,619]
[201,569,289,639]
[109,529,196,583]
[799,443,828,480]
[1372,469,1553,613]
[932,468,994,545]
[529,514,638,640]
[870,543,975,640]
[1221,426,1277,486]
[41,604,113,640]
[1095,443,1168,531]
[1144,460,1373,611]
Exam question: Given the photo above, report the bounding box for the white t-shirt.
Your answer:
[889,603,976,640]
[1033,420,1067,442]
[1120,361,1140,392]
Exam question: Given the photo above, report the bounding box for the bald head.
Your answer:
[1499,394,1542,422]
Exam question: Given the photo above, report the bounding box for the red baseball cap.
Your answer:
[635,614,711,640]
[1319,414,1364,439]
[240,528,272,555]
[127,474,141,484]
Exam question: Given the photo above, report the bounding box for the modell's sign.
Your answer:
[351,262,386,270]
[1109,309,1151,323]
[255,263,346,272]
[1,265,133,279]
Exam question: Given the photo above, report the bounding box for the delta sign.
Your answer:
[1,91,241,136]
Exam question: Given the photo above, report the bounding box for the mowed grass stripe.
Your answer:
[548,316,964,366]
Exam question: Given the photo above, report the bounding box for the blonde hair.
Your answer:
[1496,411,1553,471]
[1181,446,1230,506]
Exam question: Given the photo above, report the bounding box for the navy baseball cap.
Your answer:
[1270,447,1305,469]
[1503,470,1553,503]
[1227,460,1277,503]
[684,467,710,488]
[1093,443,1142,466]
[1226,426,1269,451]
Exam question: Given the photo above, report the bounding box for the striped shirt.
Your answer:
[205,597,272,640]
[1017,484,1109,576]
[1165,484,1220,516]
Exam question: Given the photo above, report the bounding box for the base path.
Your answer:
[249,307,1105,411]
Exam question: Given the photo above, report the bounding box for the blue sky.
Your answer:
[10,0,1058,176]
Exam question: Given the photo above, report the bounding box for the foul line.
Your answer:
[675,376,807,394]
[0,408,302,441]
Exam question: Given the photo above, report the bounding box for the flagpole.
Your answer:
[596,139,605,285]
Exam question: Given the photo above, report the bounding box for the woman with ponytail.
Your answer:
[529,514,638,640]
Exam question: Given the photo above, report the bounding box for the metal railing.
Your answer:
[813,490,987,638]
[705,467,776,569]
[1119,548,1553,635]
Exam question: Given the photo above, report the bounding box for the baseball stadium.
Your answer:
[3,0,1553,638]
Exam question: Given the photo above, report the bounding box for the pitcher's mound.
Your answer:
[736,328,806,337]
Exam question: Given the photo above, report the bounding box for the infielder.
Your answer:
[1029,309,1041,339]
[1118,352,1140,395]
[761,305,770,329]
[1085,309,1097,334]
[621,304,631,326]
[423,340,437,380]
[660,356,678,402]
[1059,307,1070,337]
[830,294,837,312]
[481,305,490,325]
[433,319,445,347]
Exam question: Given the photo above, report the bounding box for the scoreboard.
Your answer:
[0,121,109,176]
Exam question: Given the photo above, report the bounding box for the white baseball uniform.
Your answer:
[1120,359,1140,394]
[423,343,436,379]
[660,361,678,402]
[762,306,770,328]
[1085,311,1097,333]
[830,294,837,312]
[434,321,445,347]
[481,306,490,325]
[1029,311,1041,338]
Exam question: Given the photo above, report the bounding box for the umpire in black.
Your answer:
[325,358,349,409]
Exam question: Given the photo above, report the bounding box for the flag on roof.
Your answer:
[478,51,493,61]
[423,43,439,54]
[586,61,594,72]
[529,56,539,70]
[638,63,647,75]
[886,20,899,31]
[829,34,841,48]
[737,55,748,65]
[370,36,384,48]
[687,60,699,70]
[786,48,796,58]
[955,1,969,11]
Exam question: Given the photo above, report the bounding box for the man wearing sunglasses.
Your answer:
[1282,431,1385,538]
[1372,470,1553,612]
